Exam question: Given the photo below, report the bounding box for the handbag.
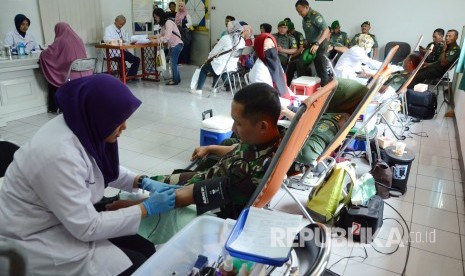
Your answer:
[406,89,437,120]
[307,162,356,223]
[370,159,392,199]
[335,195,384,243]
[156,43,167,71]
[190,67,201,90]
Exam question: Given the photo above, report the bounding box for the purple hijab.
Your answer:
[56,74,142,185]
[39,22,89,87]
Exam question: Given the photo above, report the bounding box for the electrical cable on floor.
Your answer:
[384,201,411,276]
[327,246,368,270]
[327,201,411,275]
[371,217,404,255]
[407,131,429,138]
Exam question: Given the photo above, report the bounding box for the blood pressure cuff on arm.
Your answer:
[193,177,232,215]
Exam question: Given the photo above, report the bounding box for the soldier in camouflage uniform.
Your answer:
[350,21,379,60]
[409,30,461,89]
[328,20,349,61]
[273,21,297,71]
[420,28,445,63]
[329,20,349,48]
[382,53,422,92]
[285,21,306,85]
[295,0,331,86]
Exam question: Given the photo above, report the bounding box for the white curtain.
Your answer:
[38,0,102,45]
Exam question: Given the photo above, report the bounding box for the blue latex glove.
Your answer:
[142,187,176,217]
[141,178,181,193]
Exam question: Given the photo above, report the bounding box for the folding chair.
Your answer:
[285,46,399,191]
[245,80,338,275]
[378,44,434,140]
[412,35,424,53]
[65,58,97,82]
[429,58,458,105]
[211,46,253,95]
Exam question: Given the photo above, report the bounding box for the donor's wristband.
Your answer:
[193,177,231,215]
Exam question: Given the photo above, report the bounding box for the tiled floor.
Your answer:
[1,65,464,275]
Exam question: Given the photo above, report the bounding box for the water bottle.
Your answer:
[17,43,26,56]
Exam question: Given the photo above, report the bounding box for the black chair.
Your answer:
[0,140,20,178]
[384,42,411,64]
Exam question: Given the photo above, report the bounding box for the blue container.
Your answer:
[200,109,234,146]
[200,129,233,146]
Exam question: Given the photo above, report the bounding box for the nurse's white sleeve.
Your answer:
[33,149,141,242]
[108,165,137,192]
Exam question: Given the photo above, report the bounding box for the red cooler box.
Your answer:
[290,76,321,96]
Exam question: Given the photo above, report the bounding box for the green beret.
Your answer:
[301,48,316,65]
[331,20,340,29]
[287,22,295,30]
[278,21,287,28]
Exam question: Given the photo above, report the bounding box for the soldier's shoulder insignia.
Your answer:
[450,51,455,56]
[318,123,329,132]
[311,10,317,15]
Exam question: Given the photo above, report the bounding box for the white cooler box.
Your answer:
[290,76,321,96]
[200,110,234,146]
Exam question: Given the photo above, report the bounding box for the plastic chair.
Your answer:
[0,140,20,178]
[384,42,411,64]
[65,58,97,82]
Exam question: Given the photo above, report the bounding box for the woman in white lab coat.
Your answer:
[4,14,39,52]
[334,33,382,80]
[0,74,176,275]
[191,21,245,93]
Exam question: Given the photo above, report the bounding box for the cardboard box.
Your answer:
[377,136,396,149]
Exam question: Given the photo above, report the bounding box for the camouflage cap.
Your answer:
[331,20,340,29]
[361,21,370,27]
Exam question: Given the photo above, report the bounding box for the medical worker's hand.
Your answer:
[141,178,181,193]
[142,188,176,217]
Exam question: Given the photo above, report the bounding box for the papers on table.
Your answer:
[130,35,151,44]
[226,207,302,262]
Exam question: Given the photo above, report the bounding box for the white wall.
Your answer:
[0,0,44,46]
[0,0,134,58]
[209,0,465,59]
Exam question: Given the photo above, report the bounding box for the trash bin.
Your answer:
[382,146,415,194]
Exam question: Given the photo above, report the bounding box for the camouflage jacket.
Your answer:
[152,132,284,218]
